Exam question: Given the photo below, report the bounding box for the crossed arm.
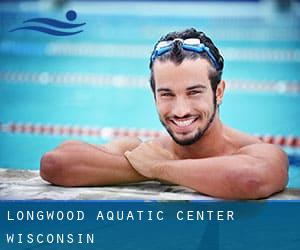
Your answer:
[125,141,288,199]
[40,137,147,187]
[40,138,288,199]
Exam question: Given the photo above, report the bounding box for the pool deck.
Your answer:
[1,168,300,200]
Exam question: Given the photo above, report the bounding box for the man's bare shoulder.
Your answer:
[225,126,262,148]
[237,142,288,161]
[227,127,288,164]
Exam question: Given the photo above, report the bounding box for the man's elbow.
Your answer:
[239,178,271,199]
[234,167,288,200]
[40,152,72,186]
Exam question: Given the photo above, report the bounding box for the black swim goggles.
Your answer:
[150,38,221,70]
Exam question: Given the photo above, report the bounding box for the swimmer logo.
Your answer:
[9,10,85,36]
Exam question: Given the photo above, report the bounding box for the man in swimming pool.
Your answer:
[40,28,288,199]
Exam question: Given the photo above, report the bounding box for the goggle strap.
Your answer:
[182,44,220,70]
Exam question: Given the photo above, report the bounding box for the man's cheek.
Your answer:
[158,99,173,112]
[156,104,166,118]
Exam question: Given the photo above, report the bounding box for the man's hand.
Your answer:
[124,140,177,179]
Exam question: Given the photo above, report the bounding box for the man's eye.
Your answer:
[161,93,173,97]
[188,91,201,95]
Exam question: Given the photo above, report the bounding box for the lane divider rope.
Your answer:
[1,41,300,61]
[0,122,299,148]
[1,72,299,94]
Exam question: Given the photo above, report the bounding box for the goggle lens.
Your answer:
[151,38,220,70]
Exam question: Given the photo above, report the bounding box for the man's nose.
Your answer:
[172,97,191,117]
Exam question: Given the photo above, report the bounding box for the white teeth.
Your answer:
[173,118,195,127]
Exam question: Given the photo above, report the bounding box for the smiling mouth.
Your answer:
[170,116,199,128]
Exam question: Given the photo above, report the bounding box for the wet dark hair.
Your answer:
[149,28,224,97]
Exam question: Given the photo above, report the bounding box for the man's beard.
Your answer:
[159,102,217,146]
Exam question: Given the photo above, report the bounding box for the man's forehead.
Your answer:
[153,58,211,89]
[153,57,210,68]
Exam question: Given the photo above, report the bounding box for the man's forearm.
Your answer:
[40,143,148,186]
[154,155,277,199]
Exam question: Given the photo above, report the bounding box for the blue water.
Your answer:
[0,1,299,188]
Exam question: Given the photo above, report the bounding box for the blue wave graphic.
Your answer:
[9,10,85,36]
[9,26,83,36]
[23,18,85,29]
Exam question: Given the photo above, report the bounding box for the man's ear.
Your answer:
[216,80,225,105]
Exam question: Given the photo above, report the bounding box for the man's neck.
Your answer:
[172,116,228,159]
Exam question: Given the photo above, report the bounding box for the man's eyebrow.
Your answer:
[157,88,172,92]
[186,84,207,91]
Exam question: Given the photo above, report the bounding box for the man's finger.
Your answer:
[124,151,132,159]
